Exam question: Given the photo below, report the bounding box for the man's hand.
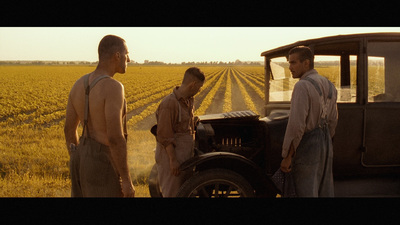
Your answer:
[280,156,292,173]
[122,180,135,197]
[281,143,295,173]
[170,158,181,176]
[194,116,200,126]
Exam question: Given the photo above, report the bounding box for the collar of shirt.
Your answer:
[300,69,318,80]
[173,86,193,106]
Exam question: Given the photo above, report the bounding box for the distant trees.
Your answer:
[176,60,262,66]
[0,60,263,66]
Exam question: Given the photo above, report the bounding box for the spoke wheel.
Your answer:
[177,169,255,198]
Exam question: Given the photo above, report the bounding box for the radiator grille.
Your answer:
[222,110,259,119]
[221,137,242,147]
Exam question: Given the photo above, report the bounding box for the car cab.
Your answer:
[261,32,400,196]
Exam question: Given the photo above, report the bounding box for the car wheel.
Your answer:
[148,164,163,197]
[176,169,255,197]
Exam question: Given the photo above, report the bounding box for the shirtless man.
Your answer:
[64,35,135,197]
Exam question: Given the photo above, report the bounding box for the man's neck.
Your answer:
[300,68,316,79]
[93,63,115,78]
[176,85,191,100]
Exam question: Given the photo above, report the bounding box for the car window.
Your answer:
[315,55,357,103]
[269,55,357,103]
[368,41,400,102]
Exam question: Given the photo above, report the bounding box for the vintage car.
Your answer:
[148,32,400,197]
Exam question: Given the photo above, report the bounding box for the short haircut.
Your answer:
[183,67,205,84]
[98,35,126,60]
[288,46,314,69]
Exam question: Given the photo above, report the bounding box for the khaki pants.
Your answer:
[70,137,123,197]
[155,133,194,197]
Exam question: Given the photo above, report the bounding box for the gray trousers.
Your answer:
[292,126,334,197]
[70,137,123,197]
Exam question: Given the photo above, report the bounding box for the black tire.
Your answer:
[148,164,163,197]
[176,169,255,197]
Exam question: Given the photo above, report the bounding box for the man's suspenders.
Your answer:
[172,92,182,123]
[303,76,333,125]
[81,73,128,143]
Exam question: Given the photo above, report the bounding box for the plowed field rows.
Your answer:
[0,65,265,130]
[0,65,265,197]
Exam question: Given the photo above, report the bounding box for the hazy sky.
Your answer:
[1,27,399,63]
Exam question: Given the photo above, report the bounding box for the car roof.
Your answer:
[260,32,400,58]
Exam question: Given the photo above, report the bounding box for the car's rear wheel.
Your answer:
[176,169,255,197]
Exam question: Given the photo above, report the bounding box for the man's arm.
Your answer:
[64,93,80,156]
[281,83,309,158]
[281,143,295,173]
[281,82,308,172]
[105,80,135,197]
[156,102,181,176]
[165,143,180,176]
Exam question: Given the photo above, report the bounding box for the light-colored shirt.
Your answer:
[282,69,338,158]
[156,86,195,148]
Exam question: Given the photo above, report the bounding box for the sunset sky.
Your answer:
[1,27,399,63]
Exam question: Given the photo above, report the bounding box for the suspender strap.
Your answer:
[303,77,333,100]
[123,98,128,141]
[178,101,182,123]
[303,76,334,126]
[83,74,90,139]
[81,74,110,140]
[173,93,195,134]
[304,77,322,96]
[172,92,182,123]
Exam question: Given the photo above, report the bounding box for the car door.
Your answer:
[362,40,400,167]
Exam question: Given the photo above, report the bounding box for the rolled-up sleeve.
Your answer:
[156,98,178,148]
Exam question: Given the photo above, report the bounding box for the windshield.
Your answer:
[269,57,297,102]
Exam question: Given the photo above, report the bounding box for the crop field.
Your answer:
[0,65,266,197]
[1,62,379,197]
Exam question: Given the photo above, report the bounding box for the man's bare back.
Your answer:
[67,73,126,147]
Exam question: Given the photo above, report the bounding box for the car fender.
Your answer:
[180,152,279,197]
